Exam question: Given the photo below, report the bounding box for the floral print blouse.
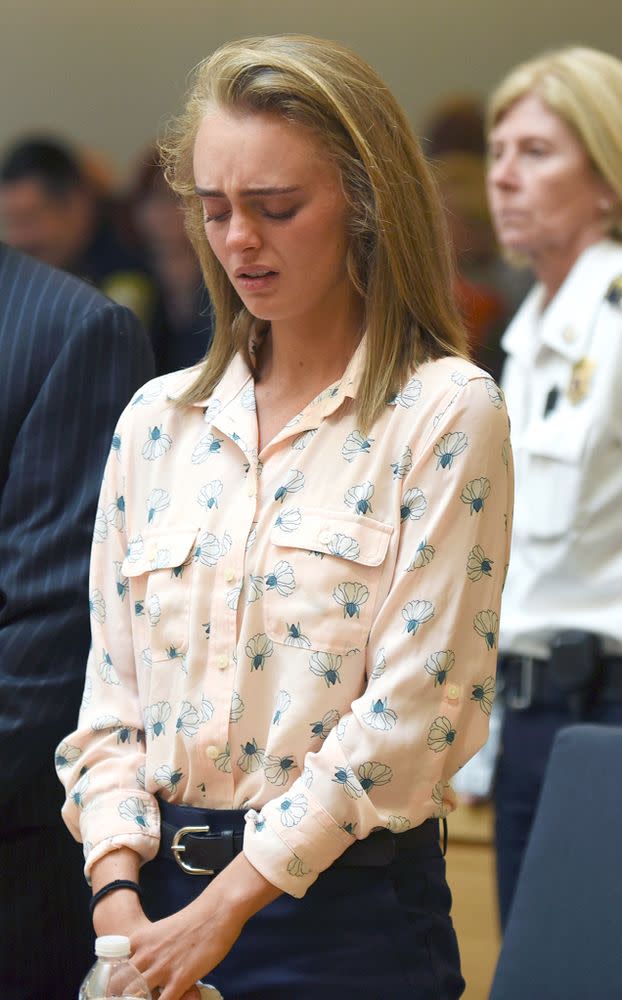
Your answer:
[57,338,513,898]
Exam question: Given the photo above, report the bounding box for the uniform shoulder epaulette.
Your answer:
[605,275,622,307]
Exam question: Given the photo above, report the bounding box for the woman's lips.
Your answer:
[235,269,279,292]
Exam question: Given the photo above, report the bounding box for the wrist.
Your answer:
[92,888,145,935]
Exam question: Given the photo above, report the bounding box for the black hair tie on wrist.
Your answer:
[89,878,142,916]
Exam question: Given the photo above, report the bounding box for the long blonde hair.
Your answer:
[160,35,467,429]
[488,46,622,243]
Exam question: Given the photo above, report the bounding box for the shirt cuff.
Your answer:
[242,789,353,898]
[67,791,160,879]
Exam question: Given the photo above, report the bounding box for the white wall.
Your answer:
[1,0,621,179]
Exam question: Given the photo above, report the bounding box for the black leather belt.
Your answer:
[157,798,442,876]
[500,653,622,711]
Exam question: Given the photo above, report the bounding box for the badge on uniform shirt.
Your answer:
[567,357,595,405]
[605,275,622,307]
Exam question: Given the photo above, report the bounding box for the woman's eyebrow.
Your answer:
[194,185,302,197]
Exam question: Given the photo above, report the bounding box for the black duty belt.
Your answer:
[500,653,622,711]
[157,798,444,876]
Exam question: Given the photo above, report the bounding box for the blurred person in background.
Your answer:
[0,135,157,330]
[0,241,154,999]
[423,97,531,381]
[127,148,213,375]
[486,46,622,928]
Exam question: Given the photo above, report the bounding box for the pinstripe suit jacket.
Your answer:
[0,243,155,827]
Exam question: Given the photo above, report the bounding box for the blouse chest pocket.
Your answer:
[264,508,393,654]
[515,410,591,540]
[121,527,197,664]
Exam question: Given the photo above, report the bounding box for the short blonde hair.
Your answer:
[160,35,467,429]
[488,46,622,242]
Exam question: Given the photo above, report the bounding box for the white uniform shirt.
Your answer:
[500,239,622,658]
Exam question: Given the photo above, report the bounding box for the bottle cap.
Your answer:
[95,935,131,958]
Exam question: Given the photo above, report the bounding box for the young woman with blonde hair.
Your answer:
[58,35,512,999]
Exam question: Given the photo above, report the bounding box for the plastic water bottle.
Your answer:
[78,935,151,999]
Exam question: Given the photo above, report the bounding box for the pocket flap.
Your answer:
[121,528,197,577]
[270,507,392,566]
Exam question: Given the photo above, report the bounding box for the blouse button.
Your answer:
[224,568,235,583]
[318,531,331,544]
[216,654,229,670]
[206,745,220,760]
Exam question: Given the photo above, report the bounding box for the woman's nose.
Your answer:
[225,210,261,252]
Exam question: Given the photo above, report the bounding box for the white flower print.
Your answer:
[89,589,106,624]
[265,560,296,597]
[197,480,223,512]
[215,743,232,773]
[246,523,258,549]
[176,701,200,737]
[91,714,122,733]
[370,648,386,680]
[230,691,244,722]
[238,739,265,773]
[287,855,311,877]
[301,765,314,788]
[362,697,398,731]
[400,487,427,522]
[131,380,162,406]
[467,544,493,581]
[278,793,308,827]
[93,506,108,543]
[402,599,435,635]
[247,575,264,603]
[327,533,360,561]
[70,770,89,808]
[471,676,496,715]
[388,815,411,833]
[106,494,126,530]
[272,690,291,725]
[284,622,311,647]
[358,761,393,791]
[309,651,342,687]
[203,397,222,421]
[407,538,436,571]
[309,708,340,740]
[342,430,374,463]
[146,594,161,627]
[246,633,274,672]
[154,765,184,793]
[146,488,170,524]
[473,609,499,650]
[332,581,369,619]
[344,481,374,515]
[240,386,256,411]
[333,765,363,798]
[226,586,242,610]
[292,429,318,450]
[450,370,468,386]
[191,432,223,464]
[125,535,144,564]
[55,742,81,769]
[424,650,455,686]
[80,676,92,711]
[434,431,468,470]
[391,376,422,408]
[118,796,150,828]
[274,469,305,503]
[98,648,120,685]
[113,562,129,602]
[200,696,215,723]
[431,781,450,818]
[460,477,491,515]
[485,379,504,408]
[427,716,457,752]
[142,426,172,461]
[144,701,172,739]
[274,508,302,533]
[193,531,221,567]
[390,446,412,479]
[264,753,298,786]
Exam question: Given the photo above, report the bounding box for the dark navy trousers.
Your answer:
[141,814,465,999]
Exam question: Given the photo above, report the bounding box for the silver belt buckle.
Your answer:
[171,824,215,875]
[506,656,535,710]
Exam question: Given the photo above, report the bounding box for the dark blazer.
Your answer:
[0,244,154,998]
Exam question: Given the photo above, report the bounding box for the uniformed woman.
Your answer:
[486,46,622,927]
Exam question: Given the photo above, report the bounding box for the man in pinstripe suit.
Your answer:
[0,243,155,998]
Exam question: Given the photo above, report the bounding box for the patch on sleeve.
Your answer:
[605,275,622,307]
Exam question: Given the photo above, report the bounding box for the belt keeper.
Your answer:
[89,878,142,916]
